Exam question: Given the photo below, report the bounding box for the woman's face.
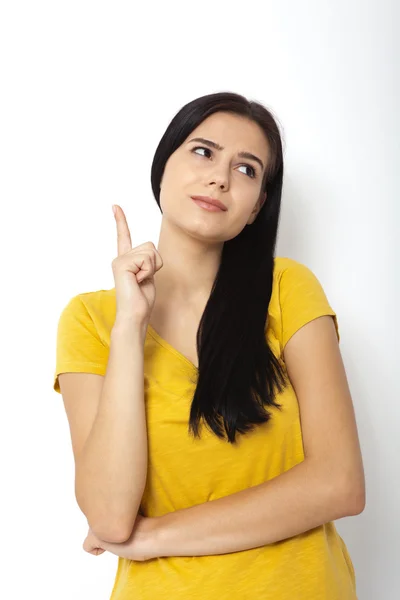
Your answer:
[159,111,271,243]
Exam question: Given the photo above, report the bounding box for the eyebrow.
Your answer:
[188,137,265,172]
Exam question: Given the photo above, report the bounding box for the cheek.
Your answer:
[165,160,197,189]
[179,162,200,186]
[227,199,258,230]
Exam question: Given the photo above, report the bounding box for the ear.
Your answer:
[247,191,267,225]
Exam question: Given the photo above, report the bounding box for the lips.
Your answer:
[190,196,227,211]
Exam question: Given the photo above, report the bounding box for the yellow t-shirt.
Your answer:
[53,256,357,600]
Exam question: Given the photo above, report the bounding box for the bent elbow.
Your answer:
[341,479,366,516]
[83,510,136,544]
[91,524,132,544]
[76,493,138,543]
[348,486,366,515]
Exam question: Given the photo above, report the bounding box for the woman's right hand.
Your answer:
[112,204,163,325]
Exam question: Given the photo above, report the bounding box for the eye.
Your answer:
[237,164,256,178]
[191,146,257,179]
[192,146,212,159]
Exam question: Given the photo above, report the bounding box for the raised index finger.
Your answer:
[114,205,132,256]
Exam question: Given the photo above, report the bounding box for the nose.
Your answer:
[208,171,229,191]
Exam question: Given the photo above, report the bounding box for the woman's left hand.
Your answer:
[83,515,161,562]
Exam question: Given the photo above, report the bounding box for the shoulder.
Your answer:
[270,256,339,351]
[60,287,115,315]
[273,255,316,283]
[273,256,331,301]
[54,289,114,393]
[57,287,117,334]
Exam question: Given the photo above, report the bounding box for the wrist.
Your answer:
[111,318,148,342]
[152,513,175,558]
[143,516,165,559]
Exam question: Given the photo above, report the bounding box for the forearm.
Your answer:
[76,319,148,542]
[156,459,357,557]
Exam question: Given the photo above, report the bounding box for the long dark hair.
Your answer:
[150,91,288,444]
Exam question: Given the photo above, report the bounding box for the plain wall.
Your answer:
[0,1,398,598]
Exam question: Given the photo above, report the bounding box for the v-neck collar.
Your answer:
[146,323,199,373]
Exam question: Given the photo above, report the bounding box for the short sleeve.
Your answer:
[53,294,109,394]
[278,260,340,351]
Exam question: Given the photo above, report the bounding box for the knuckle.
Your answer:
[144,241,156,250]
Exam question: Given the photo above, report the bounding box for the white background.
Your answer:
[0,1,398,598]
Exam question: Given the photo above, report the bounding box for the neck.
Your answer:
[153,217,223,303]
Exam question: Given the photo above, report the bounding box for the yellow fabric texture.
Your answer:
[53,256,357,600]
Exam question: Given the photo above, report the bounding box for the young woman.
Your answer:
[54,91,365,599]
